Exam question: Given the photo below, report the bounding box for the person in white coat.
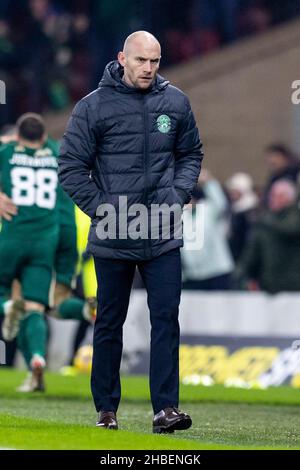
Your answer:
[181,169,234,290]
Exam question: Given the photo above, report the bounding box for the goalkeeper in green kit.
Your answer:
[0,114,95,391]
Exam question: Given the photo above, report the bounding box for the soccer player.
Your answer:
[0,130,96,325]
[0,115,95,391]
[46,137,96,326]
[0,113,59,390]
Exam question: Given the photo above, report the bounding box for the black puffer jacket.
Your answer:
[58,61,203,260]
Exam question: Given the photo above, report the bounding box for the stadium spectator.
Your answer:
[237,179,300,293]
[0,18,18,127]
[263,143,300,205]
[192,0,240,44]
[226,172,259,262]
[1,0,300,125]
[238,0,271,36]
[89,0,140,89]
[264,0,300,24]
[181,169,234,290]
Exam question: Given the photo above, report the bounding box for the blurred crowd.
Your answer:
[1,0,300,127]
[179,143,300,294]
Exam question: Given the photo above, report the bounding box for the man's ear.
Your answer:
[118,51,126,67]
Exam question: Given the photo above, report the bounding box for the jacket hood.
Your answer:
[98,60,169,94]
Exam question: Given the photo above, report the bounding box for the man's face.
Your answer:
[266,151,289,173]
[118,42,161,90]
[268,183,296,212]
[228,188,242,203]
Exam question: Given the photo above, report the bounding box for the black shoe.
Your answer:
[153,406,192,434]
[96,411,118,430]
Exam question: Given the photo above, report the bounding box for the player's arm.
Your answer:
[0,192,18,220]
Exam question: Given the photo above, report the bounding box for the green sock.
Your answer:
[57,297,85,321]
[24,311,47,360]
[17,318,32,369]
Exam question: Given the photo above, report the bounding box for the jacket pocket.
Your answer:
[172,187,185,207]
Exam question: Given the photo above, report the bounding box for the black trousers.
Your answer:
[91,248,181,414]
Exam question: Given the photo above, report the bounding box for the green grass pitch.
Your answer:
[0,369,300,450]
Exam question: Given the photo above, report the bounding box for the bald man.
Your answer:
[59,31,203,433]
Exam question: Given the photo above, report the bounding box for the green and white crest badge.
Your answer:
[157,114,171,133]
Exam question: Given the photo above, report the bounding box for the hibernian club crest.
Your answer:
[157,114,171,133]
